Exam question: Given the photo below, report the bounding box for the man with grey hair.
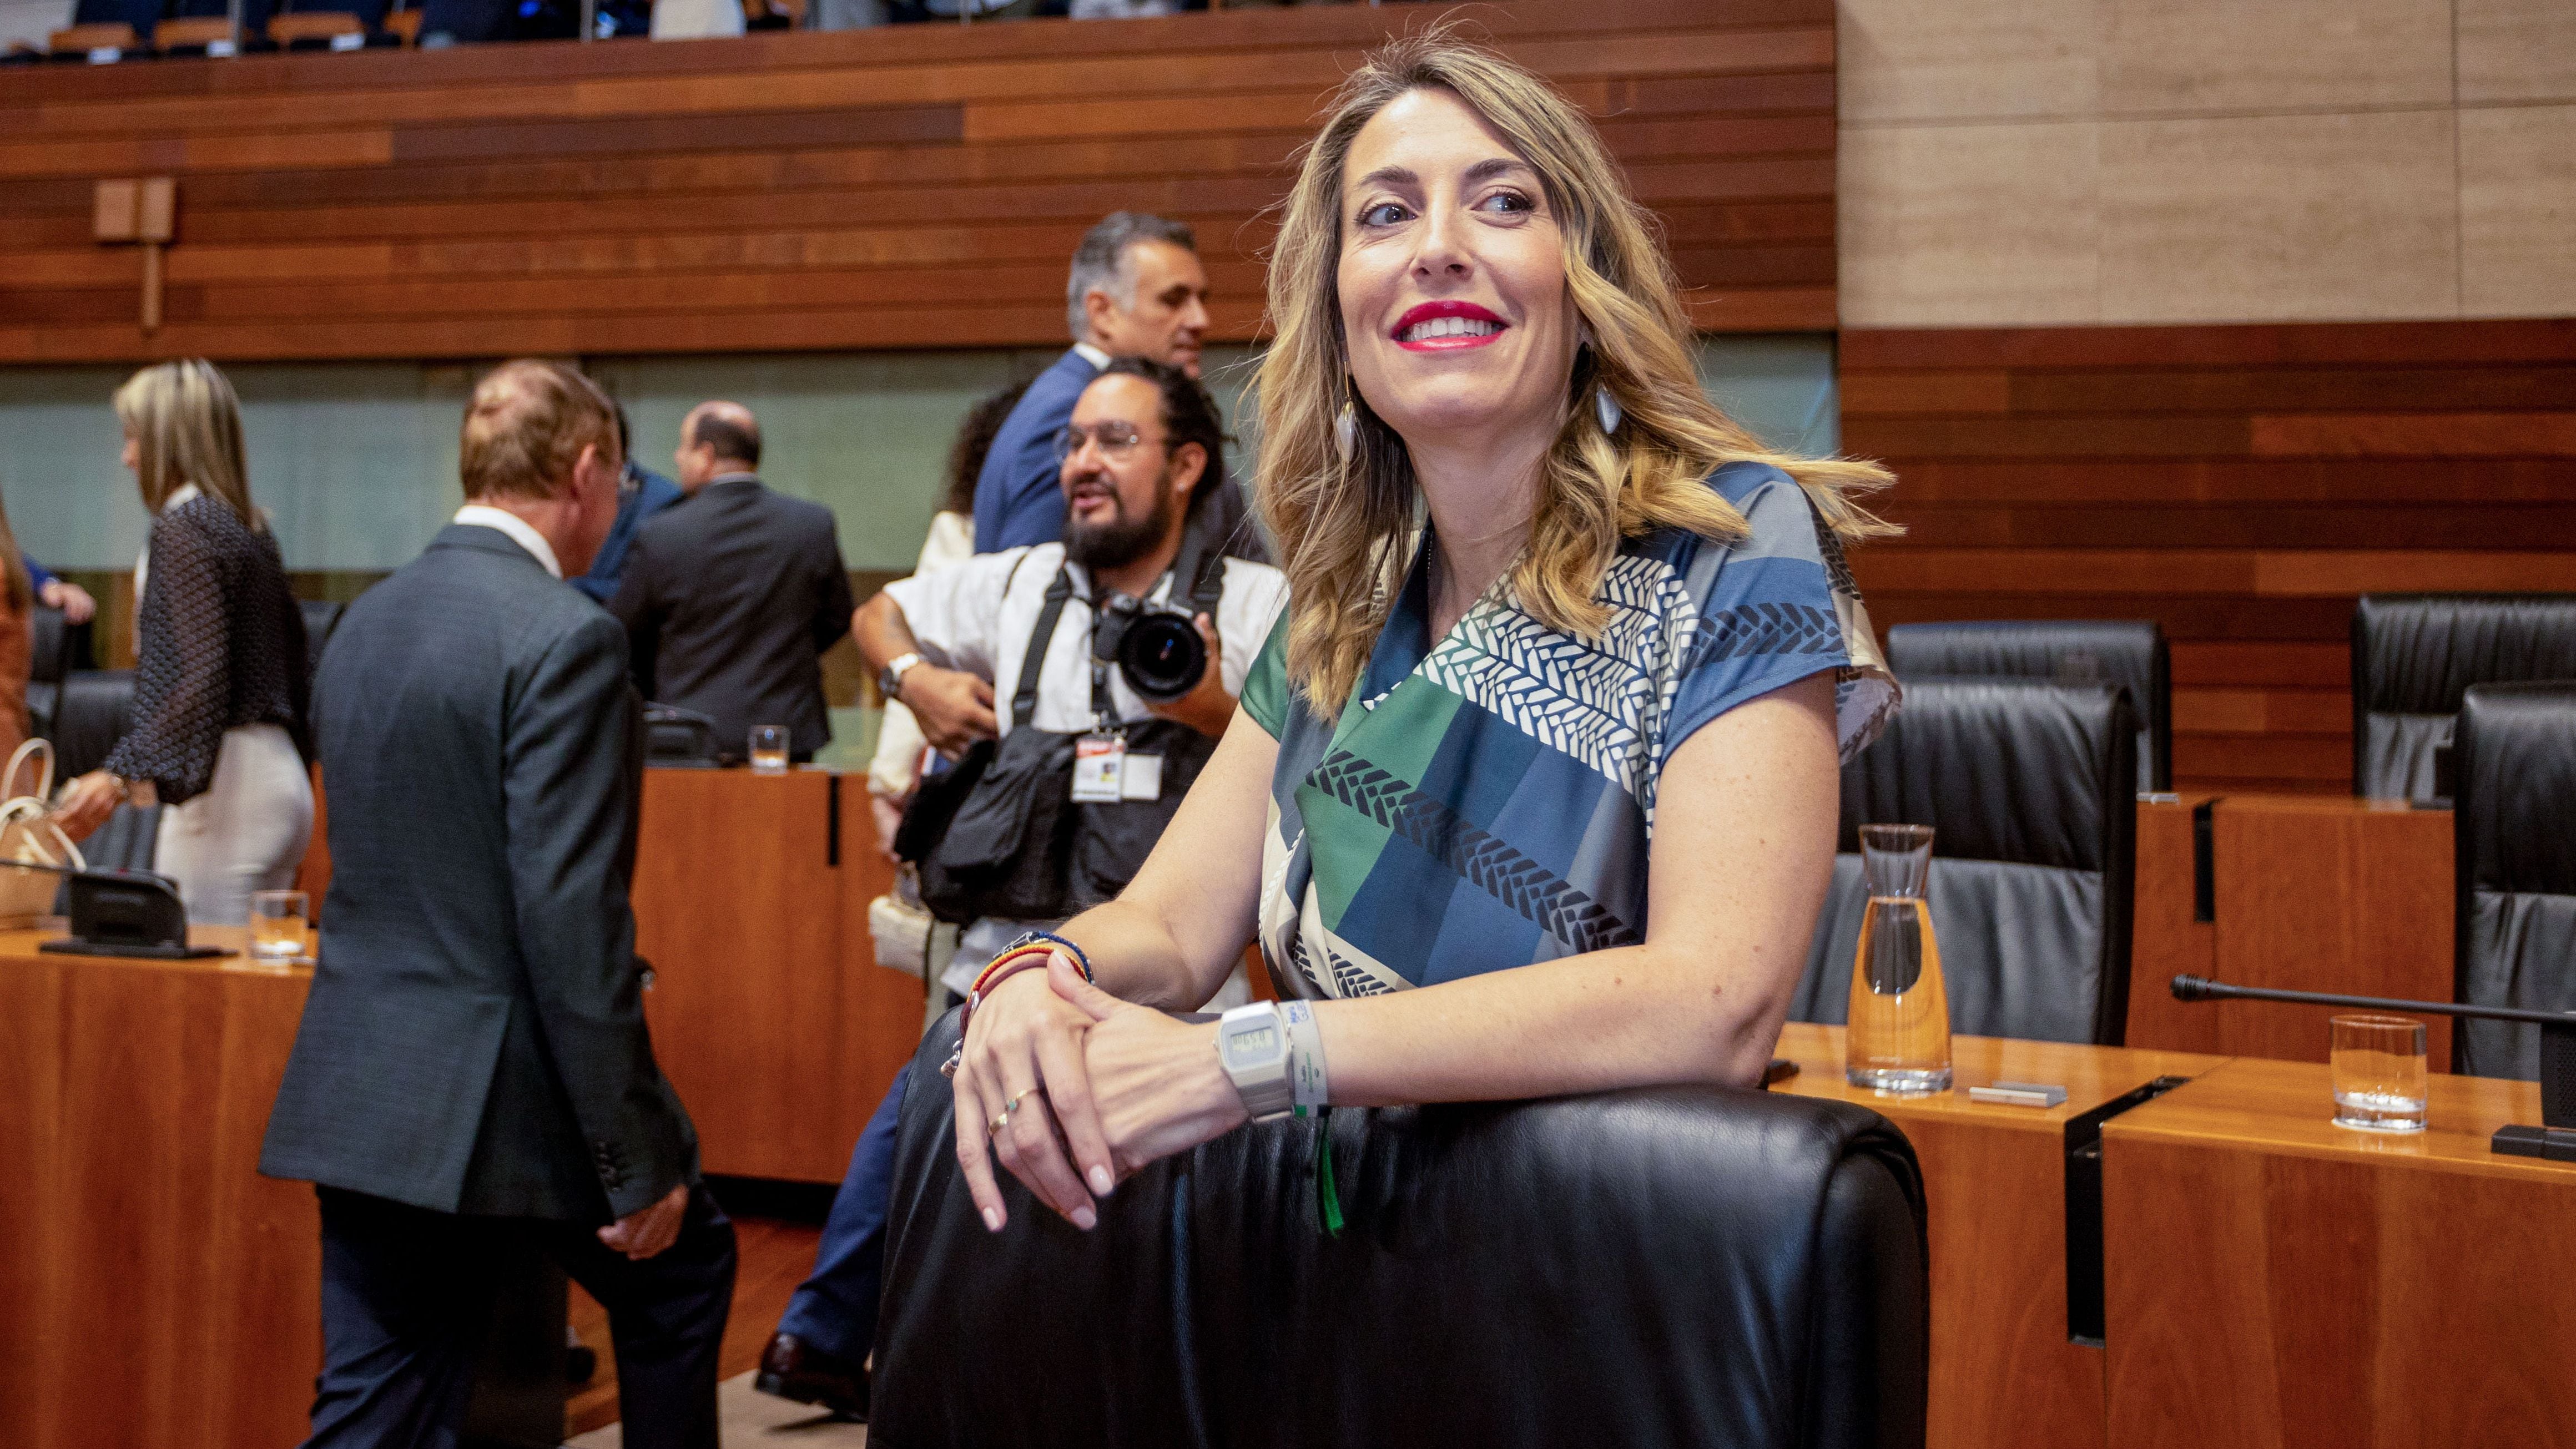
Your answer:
[972,210,1209,554]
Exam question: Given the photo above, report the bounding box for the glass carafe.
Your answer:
[1844,823,1953,1094]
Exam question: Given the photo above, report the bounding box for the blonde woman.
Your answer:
[946,34,1899,1232]
[55,360,313,926]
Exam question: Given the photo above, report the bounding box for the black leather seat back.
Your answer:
[24,607,72,741]
[300,599,345,681]
[1793,679,2138,1046]
[46,669,136,782]
[2353,594,2576,801]
[2453,681,2576,1079]
[1885,620,2169,792]
[874,1016,1929,1449]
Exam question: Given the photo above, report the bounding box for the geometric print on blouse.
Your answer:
[1243,461,1898,1001]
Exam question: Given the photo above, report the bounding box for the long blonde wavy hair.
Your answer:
[1256,32,1896,715]
[114,359,260,528]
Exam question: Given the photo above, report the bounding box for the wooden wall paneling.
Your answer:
[0,955,65,1445]
[2101,1060,2576,1449]
[1844,320,2576,792]
[633,769,846,1182]
[0,0,1840,362]
[835,781,926,1155]
[2206,797,2454,1068]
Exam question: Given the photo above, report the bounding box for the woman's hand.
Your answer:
[950,953,1117,1234]
[51,770,127,840]
[1057,970,1248,1177]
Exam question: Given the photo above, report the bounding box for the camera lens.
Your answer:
[1117,613,1207,701]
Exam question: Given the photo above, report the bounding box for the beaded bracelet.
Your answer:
[947,932,1100,1072]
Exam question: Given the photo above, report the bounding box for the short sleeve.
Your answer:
[881,547,1027,680]
[1660,466,1895,765]
[1238,610,1292,740]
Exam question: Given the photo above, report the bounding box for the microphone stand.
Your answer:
[2170,975,2576,1163]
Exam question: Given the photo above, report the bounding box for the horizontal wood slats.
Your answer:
[1843,319,2576,794]
[0,0,1836,363]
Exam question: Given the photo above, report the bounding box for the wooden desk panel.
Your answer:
[633,768,848,1182]
[2101,1059,2576,1449]
[632,767,927,1182]
[0,931,321,1449]
[2123,795,2220,1054]
[2209,796,2453,1068]
[1772,1024,2225,1449]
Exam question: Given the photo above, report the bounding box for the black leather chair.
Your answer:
[2352,594,2576,802]
[300,599,345,681]
[24,605,73,743]
[1885,620,2170,793]
[41,669,158,871]
[1792,679,2139,1046]
[873,1016,1929,1449]
[2452,681,2576,1079]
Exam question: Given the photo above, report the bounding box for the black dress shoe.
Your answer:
[755,1332,869,1421]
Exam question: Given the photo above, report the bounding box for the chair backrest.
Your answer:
[1885,620,2170,792]
[45,669,137,782]
[874,1016,1929,1449]
[1792,679,2139,1046]
[28,606,71,686]
[2352,594,2576,801]
[2452,681,2576,1079]
[300,599,346,680]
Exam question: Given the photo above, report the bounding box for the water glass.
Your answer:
[749,725,789,774]
[2330,1014,2428,1132]
[249,889,310,964]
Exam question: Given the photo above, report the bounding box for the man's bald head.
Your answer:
[675,400,760,491]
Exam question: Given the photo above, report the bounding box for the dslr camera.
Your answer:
[1092,594,1207,702]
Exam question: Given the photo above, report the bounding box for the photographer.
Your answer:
[756,357,1286,1418]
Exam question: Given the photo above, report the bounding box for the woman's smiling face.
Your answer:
[1337,87,1574,451]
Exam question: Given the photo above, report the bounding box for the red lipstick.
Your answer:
[1390,300,1508,352]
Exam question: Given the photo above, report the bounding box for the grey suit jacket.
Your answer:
[260,523,699,1221]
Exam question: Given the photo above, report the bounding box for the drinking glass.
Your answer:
[2330,1014,2428,1132]
[249,889,310,964]
[1846,824,1953,1094]
[749,725,789,774]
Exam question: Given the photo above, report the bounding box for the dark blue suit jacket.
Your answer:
[973,347,1096,553]
[572,464,684,604]
[261,523,698,1221]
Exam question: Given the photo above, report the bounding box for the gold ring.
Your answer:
[988,1112,1011,1136]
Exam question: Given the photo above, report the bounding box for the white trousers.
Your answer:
[153,723,315,926]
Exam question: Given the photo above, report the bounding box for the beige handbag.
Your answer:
[867,864,959,1038]
[0,740,82,927]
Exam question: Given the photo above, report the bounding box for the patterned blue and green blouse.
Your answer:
[1239,462,1896,996]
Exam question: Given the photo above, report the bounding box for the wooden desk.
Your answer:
[0,928,321,1449]
[1773,1024,2226,1449]
[629,767,925,1183]
[2101,1058,2576,1448]
[2125,795,2454,1068]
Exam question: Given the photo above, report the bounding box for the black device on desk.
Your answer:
[6,860,227,959]
[2171,974,2576,1163]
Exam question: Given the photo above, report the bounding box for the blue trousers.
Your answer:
[775,1063,909,1363]
[303,1183,736,1449]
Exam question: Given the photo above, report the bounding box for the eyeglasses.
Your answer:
[1052,421,1162,464]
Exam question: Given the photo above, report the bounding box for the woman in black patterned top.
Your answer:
[54,360,314,926]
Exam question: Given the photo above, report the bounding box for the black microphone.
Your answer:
[2168,973,2576,1161]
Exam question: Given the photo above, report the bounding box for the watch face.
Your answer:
[1224,1024,1279,1062]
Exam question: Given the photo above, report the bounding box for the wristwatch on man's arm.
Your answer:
[876,651,924,704]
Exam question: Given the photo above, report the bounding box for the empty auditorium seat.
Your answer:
[1792,679,2140,1046]
[1885,620,2170,793]
[25,606,72,743]
[2352,594,2576,802]
[2452,681,2576,1080]
[47,669,135,782]
[874,1014,1930,1449]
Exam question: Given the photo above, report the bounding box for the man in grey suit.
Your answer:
[261,359,735,1449]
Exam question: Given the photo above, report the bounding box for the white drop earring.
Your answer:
[1595,384,1622,435]
[1333,401,1357,463]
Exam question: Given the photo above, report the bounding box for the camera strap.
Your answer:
[1010,563,1075,731]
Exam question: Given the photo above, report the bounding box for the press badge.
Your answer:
[1072,735,1125,802]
